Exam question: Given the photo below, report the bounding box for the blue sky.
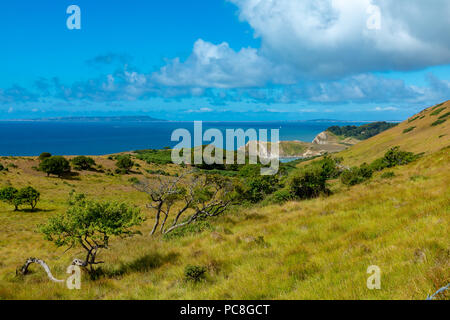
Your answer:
[1,0,449,121]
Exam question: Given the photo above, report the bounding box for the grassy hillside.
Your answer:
[339,101,450,166]
[0,102,448,300]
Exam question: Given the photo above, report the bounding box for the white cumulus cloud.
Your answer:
[152,39,293,88]
[230,0,450,78]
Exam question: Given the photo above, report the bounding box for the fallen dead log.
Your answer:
[16,257,64,283]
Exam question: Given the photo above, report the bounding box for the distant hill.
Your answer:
[326,122,398,140]
[29,116,165,122]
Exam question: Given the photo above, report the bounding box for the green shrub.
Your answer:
[134,149,173,165]
[243,175,280,203]
[40,195,145,272]
[340,169,365,186]
[431,119,447,127]
[7,163,18,169]
[38,152,52,161]
[431,103,444,110]
[116,155,134,174]
[288,166,329,199]
[0,187,20,210]
[359,163,373,179]
[128,177,140,184]
[370,147,418,172]
[408,116,420,123]
[403,126,416,134]
[184,265,207,282]
[381,172,395,179]
[264,189,292,205]
[438,112,450,120]
[0,186,40,211]
[163,220,214,240]
[431,107,446,116]
[382,147,418,167]
[311,156,342,179]
[146,169,171,176]
[0,163,5,171]
[17,187,40,211]
[71,156,96,171]
[39,156,71,177]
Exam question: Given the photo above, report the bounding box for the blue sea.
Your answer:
[0,120,365,156]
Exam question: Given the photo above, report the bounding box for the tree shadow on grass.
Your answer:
[60,172,81,180]
[18,208,56,213]
[91,252,179,280]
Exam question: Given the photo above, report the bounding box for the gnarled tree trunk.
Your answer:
[16,258,64,283]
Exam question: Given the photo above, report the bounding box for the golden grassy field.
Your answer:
[0,102,448,300]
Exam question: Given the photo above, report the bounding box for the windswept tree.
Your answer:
[40,194,145,272]
[71,156,96,171]
[39,156,71,177]
[0,186,40,211]
[38,152,52,161]
[0,187,20,211]
[135,173,239,235]
[17,187,40,211]
[116,155,134,174]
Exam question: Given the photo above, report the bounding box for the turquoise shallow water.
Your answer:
[0,120,365,156]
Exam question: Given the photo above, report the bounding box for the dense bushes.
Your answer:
[373,147,418,171]
[0,186,40,211]
[71,156,96,171]
[288,165,329,200]
[39,156,71,177]
[243,175,280,203]
[340,147,418,186]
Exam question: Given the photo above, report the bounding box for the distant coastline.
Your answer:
[2,116,166,122]
[0,117,402,123]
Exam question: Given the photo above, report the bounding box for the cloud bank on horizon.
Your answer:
[1,0,450,120]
